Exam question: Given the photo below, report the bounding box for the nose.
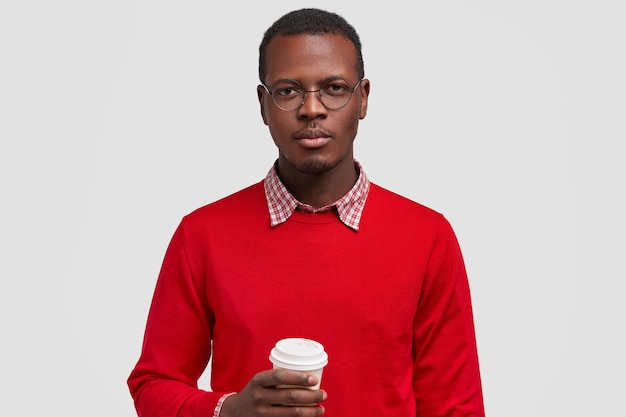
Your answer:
[297,90,327,119]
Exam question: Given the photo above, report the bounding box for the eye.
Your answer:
[275,87,302,97]
[323,83,349,96]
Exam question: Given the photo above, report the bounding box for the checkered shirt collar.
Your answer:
[264,160,370,231]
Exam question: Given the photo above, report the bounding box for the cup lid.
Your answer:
[269,338,328,370]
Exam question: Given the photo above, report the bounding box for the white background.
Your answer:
[1,1,624,416]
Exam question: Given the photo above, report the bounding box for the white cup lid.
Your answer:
[269,338,328,370]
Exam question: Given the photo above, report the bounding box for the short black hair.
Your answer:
[259,8,364,83]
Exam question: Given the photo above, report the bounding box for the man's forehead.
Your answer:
[265,33,354,58]
[264,34,358,82]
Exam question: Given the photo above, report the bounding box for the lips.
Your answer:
[296,128,330,139]
[295,129,332,149]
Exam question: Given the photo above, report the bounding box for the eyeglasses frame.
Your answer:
[260,78,364,111]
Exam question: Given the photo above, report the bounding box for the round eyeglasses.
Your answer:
[260,78,363,111]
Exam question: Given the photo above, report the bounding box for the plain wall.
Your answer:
[1,1,624,416]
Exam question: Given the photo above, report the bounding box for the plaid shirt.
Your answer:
[264,160,370,231]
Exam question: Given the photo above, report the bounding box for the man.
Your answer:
[128,8,485,417]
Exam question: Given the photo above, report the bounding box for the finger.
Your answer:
[273,387,327,407]
[256,368,319,388]
[270,404,326,417]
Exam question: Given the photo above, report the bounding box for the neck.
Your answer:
[276,156,358,209]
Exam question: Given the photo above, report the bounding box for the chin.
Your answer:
[296,159,334,174]
[280,147,352,176]
[292,154,347,174]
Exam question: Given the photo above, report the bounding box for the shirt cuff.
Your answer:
[213,392,236,417]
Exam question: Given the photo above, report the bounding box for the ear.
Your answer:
[257,85,269,125]
[358,78,370,120]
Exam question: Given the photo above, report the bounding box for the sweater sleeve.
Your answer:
[127,222,231,417]
[412,216,485,416]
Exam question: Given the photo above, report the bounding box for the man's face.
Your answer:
[258,33,369,175]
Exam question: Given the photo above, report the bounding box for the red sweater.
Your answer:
[128,181,484,416]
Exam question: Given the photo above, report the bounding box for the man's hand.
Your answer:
[219,368,327,417]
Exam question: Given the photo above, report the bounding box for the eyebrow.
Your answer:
[271,76,349,87]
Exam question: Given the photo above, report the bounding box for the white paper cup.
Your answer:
[269,338,328,390]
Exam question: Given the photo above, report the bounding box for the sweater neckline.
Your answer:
[287,209,342,225]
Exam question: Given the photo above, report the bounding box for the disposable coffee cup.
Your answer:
[269,338,328,390]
